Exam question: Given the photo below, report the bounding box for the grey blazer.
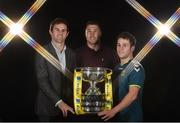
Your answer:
[35,43,76,116]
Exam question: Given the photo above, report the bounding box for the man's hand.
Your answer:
[58,100,75,117]
[98,109,117,121]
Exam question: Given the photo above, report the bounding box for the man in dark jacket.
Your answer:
[75,20,119,121]
[35,18,76,121]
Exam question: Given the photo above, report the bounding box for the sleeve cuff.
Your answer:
[129,84,141,88]
[55,99,62,107]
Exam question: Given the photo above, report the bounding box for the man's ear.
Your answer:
[131,46,135,52]
[49,29,52,35]
[66,31,69,37]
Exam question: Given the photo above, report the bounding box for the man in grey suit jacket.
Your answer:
[35,18,76,121]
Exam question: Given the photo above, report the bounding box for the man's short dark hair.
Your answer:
[85,20,102,31]
[116,32,136,46]
[50,18,69,32]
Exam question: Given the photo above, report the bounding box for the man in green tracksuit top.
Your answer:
[98,32,145,122]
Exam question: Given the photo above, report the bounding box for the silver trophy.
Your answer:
[74,67,113,114]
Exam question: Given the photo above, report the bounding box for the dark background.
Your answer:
[0,0,179,121]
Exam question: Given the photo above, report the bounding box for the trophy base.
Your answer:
[81,94,105,113]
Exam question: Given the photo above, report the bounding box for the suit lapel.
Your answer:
[65,47,70,70]
[47,43,59,61]
[47,43,72,73]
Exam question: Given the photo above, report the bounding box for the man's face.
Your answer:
[117,38,134,60]
[49,23,69,44]
[85,24,101,45]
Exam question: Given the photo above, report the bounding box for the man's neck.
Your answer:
[52,41,65,52]
[121,56,133,66]
[87,42,100,51]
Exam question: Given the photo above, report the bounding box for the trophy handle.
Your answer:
[74,69,85,115]
[104,69,113,110]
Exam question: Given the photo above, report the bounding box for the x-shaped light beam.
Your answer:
[124,0,180,75]
[0,0,73,80]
